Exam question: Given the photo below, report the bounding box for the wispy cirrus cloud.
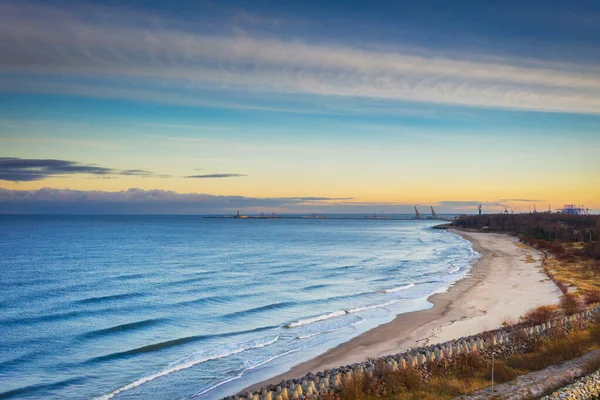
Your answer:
[1,2,600,114]
[0,157,163,182]
[497,198,546,203]
[186,173,247,179]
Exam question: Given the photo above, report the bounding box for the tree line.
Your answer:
[451,213,600,259]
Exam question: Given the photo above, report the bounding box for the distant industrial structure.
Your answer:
[557,204,590,216]
[414,206,422,220]
[475,203,590,216]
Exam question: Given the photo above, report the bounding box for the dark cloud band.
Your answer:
[0,188,353,214]
[0,158,157,182]
[185,174,247,179]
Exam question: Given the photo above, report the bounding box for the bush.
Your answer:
[487,360,517,383]
[339,373,368,400]
[590,324,600,345]
[522,305,556,325]
[551,243,566,255]
[509,334,587,371]
[560,293,583,316]
[451,353,486,377]
[584,290,600,306]
[381,367,422,393]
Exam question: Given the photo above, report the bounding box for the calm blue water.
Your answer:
[0,216,478,399]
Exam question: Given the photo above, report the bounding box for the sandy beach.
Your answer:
[247,229,562,391]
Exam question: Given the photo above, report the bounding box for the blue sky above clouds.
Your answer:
[0,0,599,213]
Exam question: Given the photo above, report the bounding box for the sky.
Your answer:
[0,0,599,214]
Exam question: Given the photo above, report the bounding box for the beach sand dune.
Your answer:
[247,230,562,390]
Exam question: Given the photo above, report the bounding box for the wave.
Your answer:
[0,350,42,370]
[287,297,404,329]
[191,347,302,398]
[161,276,209,287]
[302,283,334,291]
[5,277,55,287]
[74,292,146,305]
[97,336,279,400]
[221,301,297,320]
[295,316,366,339]
[78,318,166,340]
[1,308,108,326]
[381,283,415,293]
[174,294,246,307]
[86,324,279,364]
[330,264,357,271]
[285,310,347,328]
[447,266,460,274]
[346,299,403,313]
[1,377,87,399]
[111,273,151,281]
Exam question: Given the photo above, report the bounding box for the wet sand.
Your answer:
[246,229,561,391]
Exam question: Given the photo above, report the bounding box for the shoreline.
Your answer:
[244,229,561,392]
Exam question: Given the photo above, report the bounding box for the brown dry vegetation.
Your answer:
[331,323,600,400]
[453,214,600,297]
[338,214,600,400]
[521,305,557,325]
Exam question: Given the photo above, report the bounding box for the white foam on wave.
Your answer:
[191,347,302,398]
[346,299,403,313]
[295,316,366,340]
[286,310,347,328]
[381,283,415,293]
[97,335,279,399]
[287,298,405,329]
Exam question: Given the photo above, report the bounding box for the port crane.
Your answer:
[430,206,437,219]
[414,206,422,220]
[497,203,511,214]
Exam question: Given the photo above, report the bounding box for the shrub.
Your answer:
[509,334,587,371]
[551,243,566,255]
[381,367,422,394]
[451,353,486,377]
[339,373,367,400]
[584,290,600,306]
[512,328,530,344]
[487,360,517,383]
[560,293,583,316]
[522,305,556,325]
[590,324,600,345]
[584,241,600,259]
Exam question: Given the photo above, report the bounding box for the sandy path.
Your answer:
[246,230,562,391]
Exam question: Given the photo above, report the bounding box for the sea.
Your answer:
[0,215,480,399]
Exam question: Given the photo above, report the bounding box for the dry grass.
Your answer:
[336,324,600,400]
[508,330,591,371]
[583,289,600,306]
[502,315,518,326]
[560,293,584,316]
[521,305,557,325]
[541,252,600,295]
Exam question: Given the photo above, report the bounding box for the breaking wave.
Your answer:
[381,283,415,293]
[97,336,279,399]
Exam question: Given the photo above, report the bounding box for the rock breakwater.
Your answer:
[224,306,599,400]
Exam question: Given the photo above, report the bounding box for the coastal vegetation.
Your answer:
[326,214,600,400]
[453,213,600,306]
[330,312,600,400]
